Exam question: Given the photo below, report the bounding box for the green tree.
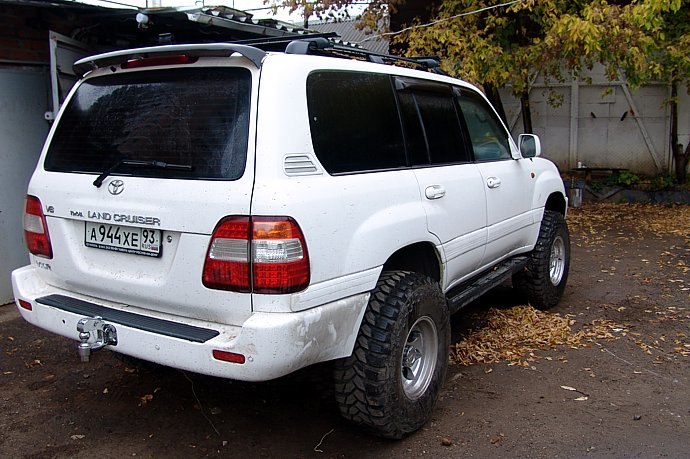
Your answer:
[393,0,577,133]
[272,0,567,131]
[271,0,690,182]
[545,0,690,182]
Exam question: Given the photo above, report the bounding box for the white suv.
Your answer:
[12,38,569,438]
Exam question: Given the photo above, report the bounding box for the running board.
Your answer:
[446,256,529,315]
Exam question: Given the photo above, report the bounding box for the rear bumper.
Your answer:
[12,265,369,381]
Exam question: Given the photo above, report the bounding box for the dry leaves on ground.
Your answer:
[567,202,690,239]
[568,202,690,277]
[451,306,622,366]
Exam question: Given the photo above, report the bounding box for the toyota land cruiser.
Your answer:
[12,37,569,438]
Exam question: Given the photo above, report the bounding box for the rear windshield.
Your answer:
[45,67,251,180]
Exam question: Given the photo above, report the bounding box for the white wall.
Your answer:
[500,65,676,175]
[0,67,50,304]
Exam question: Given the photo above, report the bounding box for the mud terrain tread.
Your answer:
[514,210,570,309]
[333,271,448,439]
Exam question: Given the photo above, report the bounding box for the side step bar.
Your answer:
[446,256,529,315]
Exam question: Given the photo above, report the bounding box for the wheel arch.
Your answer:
[545,191,567,215]
[382,242,442,283]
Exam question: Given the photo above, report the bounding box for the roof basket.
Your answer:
[267,36,444,73]
[226,33,444,73]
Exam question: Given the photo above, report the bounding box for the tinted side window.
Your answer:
[456,91,512,162]
[413,91,468,164]
[307,72,405,174]
[397,81,468,166]
[397,92,429,166]
[45,67,251,180]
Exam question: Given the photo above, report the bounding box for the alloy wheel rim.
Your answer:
[549,235,566,285]
[401,316,438,400]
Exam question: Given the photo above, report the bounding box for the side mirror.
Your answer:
[519,134,541,158]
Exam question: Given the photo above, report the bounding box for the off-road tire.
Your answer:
[333,271,450,439]
[513,210,570,309]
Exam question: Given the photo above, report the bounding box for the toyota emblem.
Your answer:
[108,179,125,195]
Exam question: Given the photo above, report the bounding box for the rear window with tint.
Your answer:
[45,67,251,180]
[307,71,406,174]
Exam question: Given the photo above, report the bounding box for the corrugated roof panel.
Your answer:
[308,19,389,54]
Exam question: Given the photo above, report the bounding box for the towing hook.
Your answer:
[76,317,118,362]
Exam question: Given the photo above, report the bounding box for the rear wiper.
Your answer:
[93,159,193,188]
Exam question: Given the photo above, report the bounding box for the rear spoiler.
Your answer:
[73,43,266,77]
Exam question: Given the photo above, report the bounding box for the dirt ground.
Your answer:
[1,202,689,458]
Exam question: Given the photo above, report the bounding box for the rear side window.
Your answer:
[307,71,405,174]
[397,85,468,166]
[456,90,512,162]
[45,67,251,180]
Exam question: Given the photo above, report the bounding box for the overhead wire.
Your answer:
[354,0,524,45]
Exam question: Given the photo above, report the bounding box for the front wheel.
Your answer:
[333,271,450,439]
[513,210,571,309]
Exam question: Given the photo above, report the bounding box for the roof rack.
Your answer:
[227,32,341,49]
[73,35,445,77]
[230,35,446,74]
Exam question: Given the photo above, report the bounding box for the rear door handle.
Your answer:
[425,185,446,200]
[486,177,502,189]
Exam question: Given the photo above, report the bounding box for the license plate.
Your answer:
[85,222,162,257]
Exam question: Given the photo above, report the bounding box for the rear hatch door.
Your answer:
[30,63,257,326]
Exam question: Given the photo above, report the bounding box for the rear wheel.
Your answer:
[333,271,450,439]
[513,210,570,309]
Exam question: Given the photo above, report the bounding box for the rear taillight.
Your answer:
[23,195,53,259]
[202,217,252,293]
[202,216,310,294]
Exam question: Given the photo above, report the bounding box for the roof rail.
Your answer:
[228,32,339,49]
[285,37,331,55]
[277,36,443,72]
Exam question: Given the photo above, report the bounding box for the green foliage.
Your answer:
[650,175,676,191]
[589,179,604,193]
[271,0,690,177]
[611,170,641,187]
[273,1,690,95]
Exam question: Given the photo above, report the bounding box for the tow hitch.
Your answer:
[76,317,117,362]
